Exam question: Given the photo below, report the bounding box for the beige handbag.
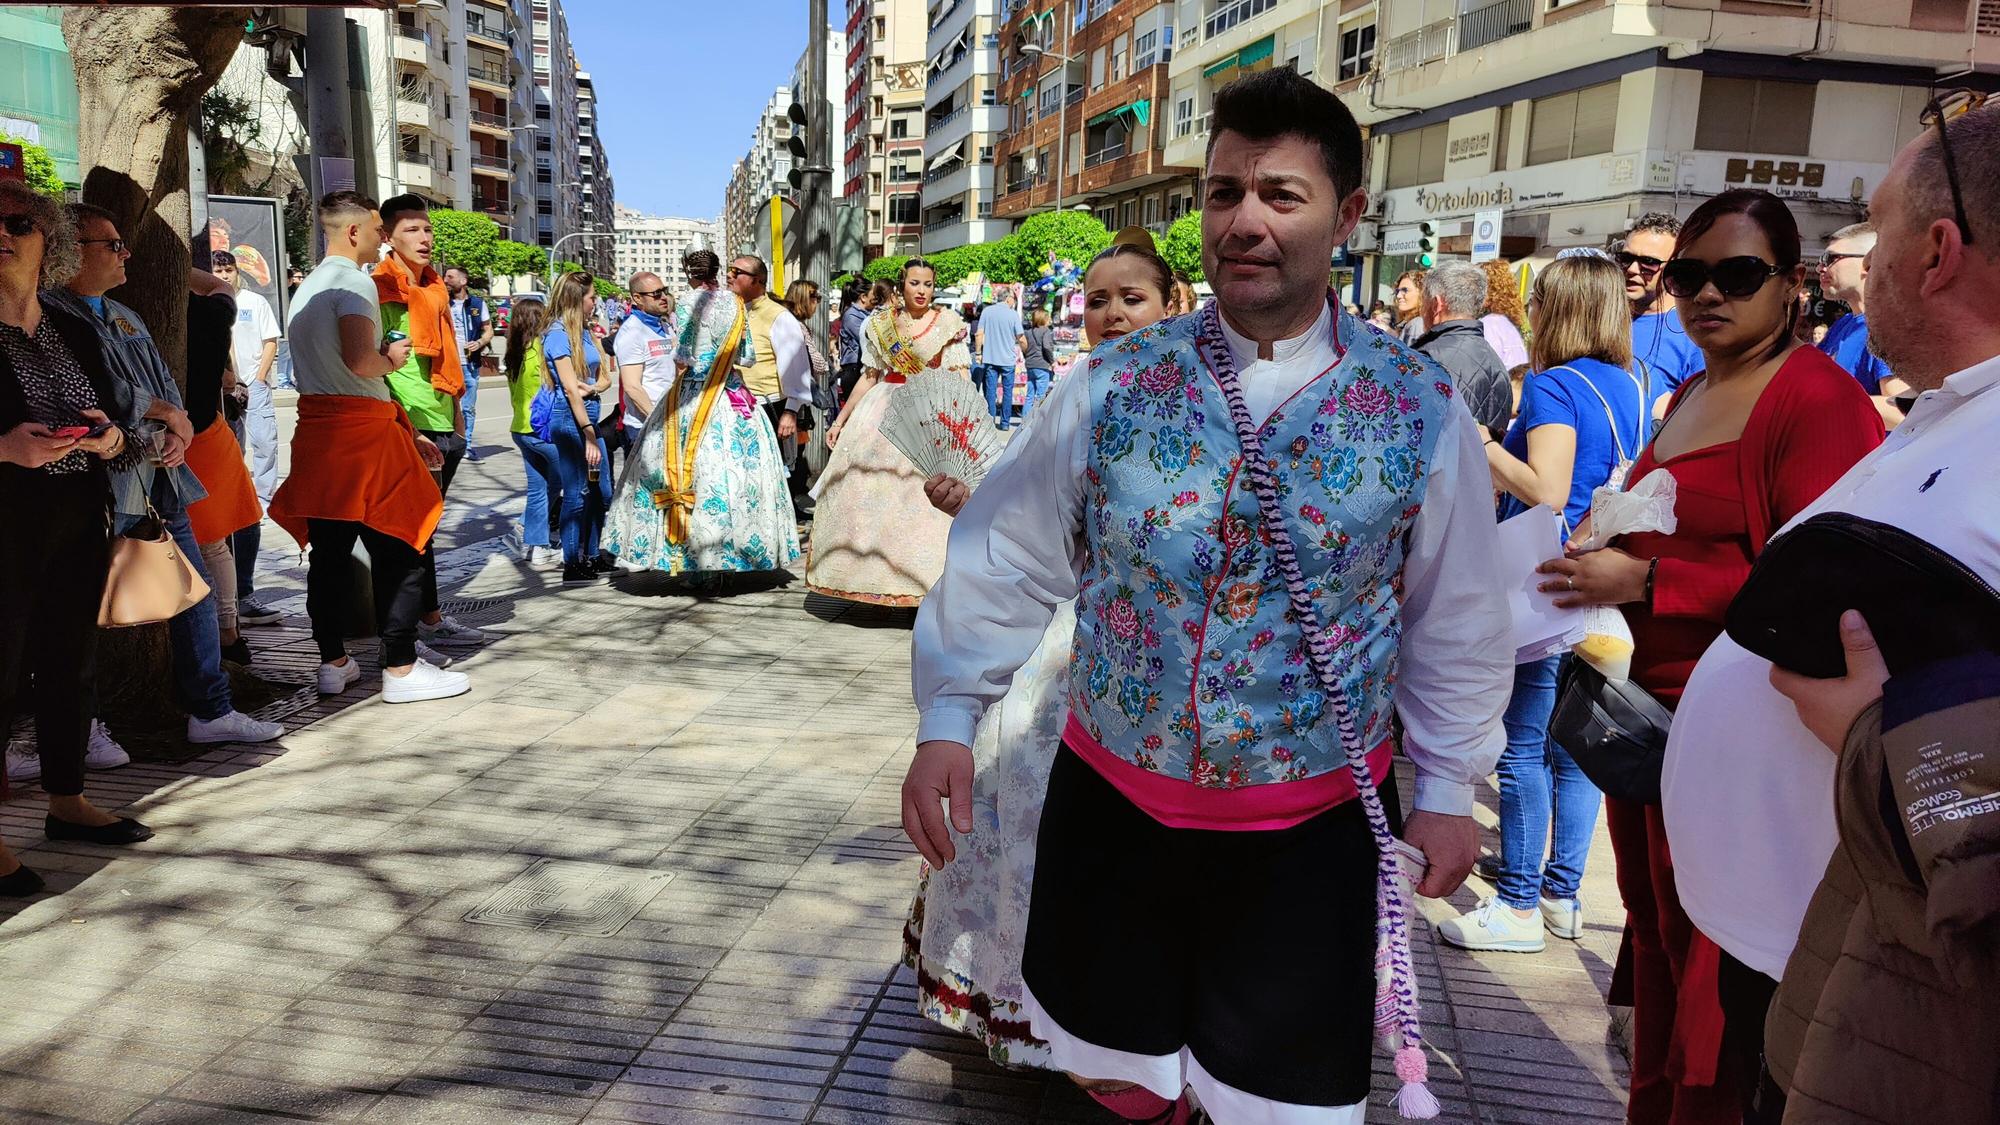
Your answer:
[98,509,210,628]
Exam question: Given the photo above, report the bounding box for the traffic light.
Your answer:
[787,101,809,191]
[1416,222,1436,268]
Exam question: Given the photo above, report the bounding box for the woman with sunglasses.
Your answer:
[0,180,155,897]
[1537,189,1883,1124]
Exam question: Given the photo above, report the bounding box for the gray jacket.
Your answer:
[1415,318,1513,439]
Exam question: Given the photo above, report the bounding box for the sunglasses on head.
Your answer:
[1661,256,1783,300]
[1920,89,1987,247]
[1,213,36,237]
[1615,250,1664,273]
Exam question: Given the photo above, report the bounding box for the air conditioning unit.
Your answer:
[245,7,306,48]
[1348,219,1382,253]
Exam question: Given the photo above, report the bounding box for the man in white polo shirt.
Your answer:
[613,271,677,432]
[1660,100,2000,1104]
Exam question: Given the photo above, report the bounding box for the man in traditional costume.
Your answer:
[905,70,1512,1123]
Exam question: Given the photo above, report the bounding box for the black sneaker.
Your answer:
[1474,854,1503,883]
[220,639,253,666]
[562,562,597,583]
[591,554,619,575]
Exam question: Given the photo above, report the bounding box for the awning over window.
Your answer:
[1087,104,1128,127]
[927,141,965,171]
[1202,53,1238,78]
[1089,100,1154,128]
[1238,35,1275,67]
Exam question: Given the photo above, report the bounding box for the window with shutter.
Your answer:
[1385,122,1448,188]
[1695,77,1815,156]
[1526,82,1618,165]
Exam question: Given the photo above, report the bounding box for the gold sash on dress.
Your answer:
[652,308,748,545]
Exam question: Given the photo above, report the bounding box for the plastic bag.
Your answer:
[1568,469,1679,681]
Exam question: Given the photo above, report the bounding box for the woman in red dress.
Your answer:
[1539,189,1883,1124]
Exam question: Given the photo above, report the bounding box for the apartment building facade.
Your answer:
[723,89,797,257]
[920,0,1012,250]
[992,0,1200,234]
[577,71,617,275]
[612,206,720,283]
[375,0,475,213]
[530,0,585,256]
[845,0,931,259]
[1158,0,1324,222]
[464,0,534,241]
[1344,0,2000,298]
[0,6,81,186]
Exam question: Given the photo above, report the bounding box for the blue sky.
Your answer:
[565,0,825,220]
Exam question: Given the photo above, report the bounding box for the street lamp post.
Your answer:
[1020,13,1077,214]
[545,229,610,293]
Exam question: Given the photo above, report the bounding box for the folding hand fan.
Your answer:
[878,369,1009,487]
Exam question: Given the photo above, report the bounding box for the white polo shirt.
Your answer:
[1662,352,2000,978]
[612,313,677,429]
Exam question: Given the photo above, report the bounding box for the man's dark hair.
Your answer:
[443,265,469,280]
[379,193,430,231]
[211,249,238,269]
[733,255,769,284]
[683,248,721,283]
[1206,68,1364,200]
[66,202,119,231]
[1629,211,1682,239]
[318,190,377,220]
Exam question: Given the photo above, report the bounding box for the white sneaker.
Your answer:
[419,614,490,648]
[85,721,131,770]
[5,744,40,783]
[1541,896,1584,941]
[415,640,455,669]
[317,657,362,696]
[1437,896,1547,953]
[187,711,284,745]
[381,659,470,704]
[527,546,562,570]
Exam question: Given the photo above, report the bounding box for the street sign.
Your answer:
[0,143,22,184]
[1471,208,1504,262]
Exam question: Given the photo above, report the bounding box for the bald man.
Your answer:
[615,271,678,429]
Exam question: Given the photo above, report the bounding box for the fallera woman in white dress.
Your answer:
[901,231,1175,1072]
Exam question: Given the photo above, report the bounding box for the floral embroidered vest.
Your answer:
[1069,309,1454,788]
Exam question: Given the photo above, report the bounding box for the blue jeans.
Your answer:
[1494,655,1602,910]
[1023,367,1052,420]
[983,363,1018,429]
[460,374,479,451]
[513,431,560,548]
[166,512,234,721]
[551,398,610,565]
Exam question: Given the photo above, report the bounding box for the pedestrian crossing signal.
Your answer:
[1417,222,1436,268]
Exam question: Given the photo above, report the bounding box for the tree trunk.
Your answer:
[61,9,249,754]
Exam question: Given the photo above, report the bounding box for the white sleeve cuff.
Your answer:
[1409,773,1479,818]
[916,705,980,748]
[785,397,807,411]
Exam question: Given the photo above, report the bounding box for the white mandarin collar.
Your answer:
[1940,352,2000,400]
[1219,299,1336,371]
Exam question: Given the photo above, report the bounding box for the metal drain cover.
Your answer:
[463,859,674,936]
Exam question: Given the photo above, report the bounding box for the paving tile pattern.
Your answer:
[1,385,1629,1123]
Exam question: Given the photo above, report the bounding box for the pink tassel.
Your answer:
[1394,1045,1440,1120]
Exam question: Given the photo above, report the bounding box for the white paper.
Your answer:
[1497,506,1589,664]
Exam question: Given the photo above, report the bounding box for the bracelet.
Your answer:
[1643,557,1660,607]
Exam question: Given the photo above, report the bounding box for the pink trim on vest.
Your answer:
[1061,712,1395,831]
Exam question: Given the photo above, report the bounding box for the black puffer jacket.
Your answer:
[1414,319,1512,439]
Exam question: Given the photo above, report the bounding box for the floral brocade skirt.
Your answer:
[899,602,1075,1069]
[603,386,800,576]
[804,382,952,606]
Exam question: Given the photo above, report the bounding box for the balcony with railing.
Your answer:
[1379,0,1533,72]
[466,13,509,47]
[467,62,508,89]
[472,152,511,174]
[1082,141,1127,169]
[470,108,509,133]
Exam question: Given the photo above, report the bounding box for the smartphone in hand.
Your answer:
[51,420,115,440]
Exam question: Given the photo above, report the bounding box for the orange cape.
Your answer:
[372,256,465,396]
[182,417,262,543]
[268,395,443,552]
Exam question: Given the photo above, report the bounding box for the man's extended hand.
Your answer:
[777,410,798,441]
[1404,810,1478,898]
[415,434,445,471]
[901,740,974,868]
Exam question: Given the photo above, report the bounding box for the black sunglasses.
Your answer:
[1661,256,1783,300]
[1817,250,1864,270]
[1615,250,1665,273]
[79,238,128,254]
[632,287,670,298]
[1921,90,1986,247]
[0,213,36,237]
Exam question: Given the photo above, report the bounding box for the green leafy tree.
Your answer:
[1160,210,1204,282]
[491,239,547,279]
[592,275,624,299]
[1012,211,1111,274]
[1,134,65,196]
[862,255,909,283]
[428,209,500,279]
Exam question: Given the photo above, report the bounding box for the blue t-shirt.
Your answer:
[1818,312,1892,395]
[542,323,601,382]
[1497,357,1650,536]
[977,302,1023,365]
[1632,311,1705,396]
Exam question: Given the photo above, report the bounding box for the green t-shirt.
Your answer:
[381,303,456,432]
[509,341,544,434]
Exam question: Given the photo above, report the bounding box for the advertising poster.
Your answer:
[205,195,290,323]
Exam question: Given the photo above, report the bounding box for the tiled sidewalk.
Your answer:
[0,385,1629,1123]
